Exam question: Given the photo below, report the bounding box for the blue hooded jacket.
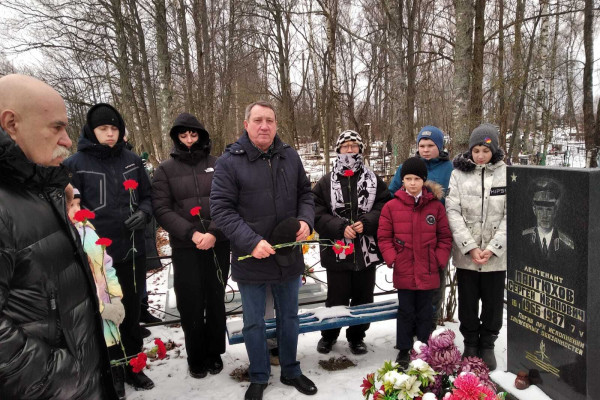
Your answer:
[388,152,453,204]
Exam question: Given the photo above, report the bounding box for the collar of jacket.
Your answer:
[76,132,125,159]
[452,150,505,172]
[170,142,210,165]
[395,185,435,207]
[416,150,450,164]
[230,131,289,162]
[0,127,70,190]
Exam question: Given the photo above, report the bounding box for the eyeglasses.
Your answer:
[340,144,360,151]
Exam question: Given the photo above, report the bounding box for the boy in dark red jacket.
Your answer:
[377,157,452,368]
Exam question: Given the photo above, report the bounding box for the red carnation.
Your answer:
[123,179,138,190]
[190,206,202,216]
[73,209,96,223]
[343,169,354,177]
[95,238,112,247]
[154,338,167,360]
[129,352,147,373]
[333,240,345,255]
[344,242,354,255]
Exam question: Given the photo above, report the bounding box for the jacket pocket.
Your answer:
[279,167,290,197]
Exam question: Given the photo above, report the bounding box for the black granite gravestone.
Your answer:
[507,166,600,400]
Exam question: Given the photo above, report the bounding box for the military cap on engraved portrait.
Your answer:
[521,178,574,268]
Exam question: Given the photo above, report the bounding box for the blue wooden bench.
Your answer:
[226,299,398,345]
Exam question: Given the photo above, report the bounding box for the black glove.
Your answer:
[124,210,147,231]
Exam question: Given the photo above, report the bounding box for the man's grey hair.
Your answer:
[244,101,277,121]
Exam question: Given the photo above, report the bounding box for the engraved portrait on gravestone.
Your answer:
[520,178,575,270]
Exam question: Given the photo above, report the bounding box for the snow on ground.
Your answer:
[130,243,552,400]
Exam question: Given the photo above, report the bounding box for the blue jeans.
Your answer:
[238,277,302,383]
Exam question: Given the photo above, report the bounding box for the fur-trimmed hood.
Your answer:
[394,180,445,204]
[452,149,505,172]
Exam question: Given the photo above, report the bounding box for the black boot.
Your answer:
[395,349,410,370]
[125,368,155,390]
[480,347,497,371]
[480,334,498,371]
[111,366,126,400]
[316,338,336,354]
[245,383,268,400]
[140,308,161,323]
[462,345,479,359]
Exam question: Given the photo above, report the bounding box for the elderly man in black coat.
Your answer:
[0,74,117,399]
[211,101,316,400]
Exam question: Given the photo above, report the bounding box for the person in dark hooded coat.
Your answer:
[63,103,155,392]
[151,113,230,378]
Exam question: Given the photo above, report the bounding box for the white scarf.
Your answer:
[330,153,380,267]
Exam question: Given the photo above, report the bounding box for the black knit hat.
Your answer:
[85,103,126,143]
[89,104,122,130]
[270,217,301,267]
[401,157,428,181]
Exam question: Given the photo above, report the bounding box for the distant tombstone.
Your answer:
[507,166,600,400]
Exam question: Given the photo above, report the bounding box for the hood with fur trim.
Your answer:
[452,149,505,172]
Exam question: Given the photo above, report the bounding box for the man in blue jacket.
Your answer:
[388,126,453,331]
[211,101,316,400]
[64,104,154,393]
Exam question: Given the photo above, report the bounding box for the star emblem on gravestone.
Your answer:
[511,173,517,182]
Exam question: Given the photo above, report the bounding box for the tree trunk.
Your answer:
[507,13,541,161]
[176,0,195,113]
[154,0,174,159]
[532,0,549,161]
[318,0,342,139]
[308,2,329,172]
[496,0,506,148]
[583,0,597,167]
[452,0,474,152]
[469,0,485,132]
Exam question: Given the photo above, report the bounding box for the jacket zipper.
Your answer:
[267,157,283,280]
[481,167,485,219]
[191,162,203,228]
[48,283,58,346]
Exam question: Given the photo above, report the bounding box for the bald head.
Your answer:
[0,74,71,166]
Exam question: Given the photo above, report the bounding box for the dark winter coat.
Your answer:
[210,131,314,284]
[152,113,228,249]
[0,128,117,399]
[312,169,389,271]
[63,104,152,262]
[378,182,453,290]
[388,152,453,204]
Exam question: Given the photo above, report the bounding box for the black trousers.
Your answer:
[113,255,147,357]
[321,267,376,342]
[457,268,506,348]
[172,245,230,370]
[396,289,434,350]
[431,266,448,329]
